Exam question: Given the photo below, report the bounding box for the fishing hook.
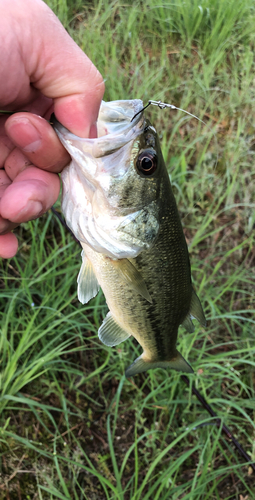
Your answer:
[131,100,205,124]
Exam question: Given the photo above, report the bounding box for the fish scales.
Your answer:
[54,99,206,377]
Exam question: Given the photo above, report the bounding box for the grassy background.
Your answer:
[1,0,255,498]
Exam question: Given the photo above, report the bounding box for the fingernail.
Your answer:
[6,118,42,152]
[18,201,44,221]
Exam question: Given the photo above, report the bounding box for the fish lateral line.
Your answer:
[131,100,205,125]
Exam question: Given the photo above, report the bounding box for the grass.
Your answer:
[1,0,255,498]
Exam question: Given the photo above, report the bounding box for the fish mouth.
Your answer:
[97,99,144,136]
[53,99,144,158]
[53,99,155,259]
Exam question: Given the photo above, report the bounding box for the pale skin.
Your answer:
[0,0,105,258]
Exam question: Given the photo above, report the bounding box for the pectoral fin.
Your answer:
[98,312,131,346]
[125,351,193,377]
[110,258,152,303]
[190,289,207,327]
[77,250,100,304]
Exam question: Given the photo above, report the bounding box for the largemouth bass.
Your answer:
[54,99,206,377]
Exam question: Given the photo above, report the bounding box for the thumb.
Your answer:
[20,0,105,136]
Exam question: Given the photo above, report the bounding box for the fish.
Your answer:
[53,99,206,377]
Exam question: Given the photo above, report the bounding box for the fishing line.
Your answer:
[131,100,206,125]
[3,107,252,471]
[51,206,82,247]
[181,374,255,473]
[0,109,27,114]
[51,207,255,475]
[132,99,219,221]
[132,102,255,471]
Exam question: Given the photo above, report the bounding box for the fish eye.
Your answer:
[136,150,157,176]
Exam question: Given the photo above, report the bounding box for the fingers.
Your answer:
[0,155,60,258]
[0,166,60,223]
[5,112,70,174]
[1,0,105,137]
[0,169,11,232]
[0,114,63,250]
[0,233,18,258]
[0,168,17,235]
[0,128,14,166]
[0,0,105,260]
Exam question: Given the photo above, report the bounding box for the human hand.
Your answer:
[0,0,104,258]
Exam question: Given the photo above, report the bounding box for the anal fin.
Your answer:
[98,312,131,346]
[182,314,195,333]
[125,350,193,377]
[77,250,100,304]
[190,289,207,327]
[110,258,152,303]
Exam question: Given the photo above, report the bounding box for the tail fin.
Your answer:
[125,351,193,377]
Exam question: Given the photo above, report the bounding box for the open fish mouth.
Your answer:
[54,99,144,159]
[53,98,206,377]
[53,99,159,259]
